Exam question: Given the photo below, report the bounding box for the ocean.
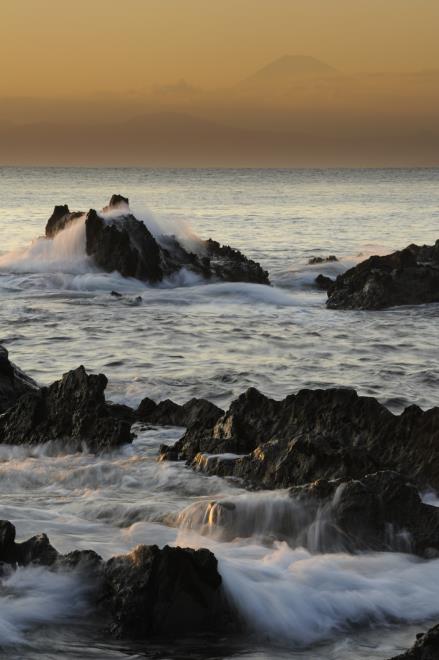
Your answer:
[0,166,439,658]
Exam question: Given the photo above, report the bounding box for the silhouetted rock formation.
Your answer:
[314,273,334,291]
[308,255,338,264]
[326,242,439,309]
[389,625,439,659]
[0,344,38,413]
[45,195,270,285]
[0,366,133,452]
[160,387,439,491]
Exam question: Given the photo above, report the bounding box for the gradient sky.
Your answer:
[2,0,439,94]
[1,0,439,166]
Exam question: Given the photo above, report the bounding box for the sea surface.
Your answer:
[0,167,439,659]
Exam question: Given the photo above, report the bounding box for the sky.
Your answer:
[1,0,439,166]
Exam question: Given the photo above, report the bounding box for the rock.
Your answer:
[388,624,439,659]
[308,255,338,264]
[326,242,439,309]
[44,196,270,286]
[111,290,123,298]
[103,544,231,638]
[45,205,84,238]
[137,396,223,429]
[0,520,59,567]
[0,366,133,452]
[289,471,439,555]
[85,208,163,283]
[0,344,38,413]
[161,387,439,491]
[315,273,335,291]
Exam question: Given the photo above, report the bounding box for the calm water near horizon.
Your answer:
[1,167,439,659]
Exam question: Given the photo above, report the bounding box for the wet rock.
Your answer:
[389,624,439,659]
[0,344,38,413]
[137,396,223,428]
[315,273,335,291]
[103,544,231,638]
[308,255,338,264]
[326,242,439,309]
[161,387,439,491]
[0,520,59,567]
[45,205,84,238]
[0,366,133,452]
[289,471,439,555]
[44,196,270,286]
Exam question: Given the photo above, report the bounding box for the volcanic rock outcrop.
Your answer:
[0,365,132,452]
[45,194,270,285]
[0,344,38,413]
[159,387,439,491]
[324,242,439,309]
[137,396,224,428]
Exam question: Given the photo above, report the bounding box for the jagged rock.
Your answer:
[1,521,232,640]
[389,625,439,659]
[44,196,270,286]
[138,396,223,429]
[0,520,59,567]
[0,366,133,452]
[326,242,439,309]
[103,544,231,638]
[308,255,338,264]
[160,387,439,491]
[315,273,335,291]
[0,344,38,413]
[45,205,84,238]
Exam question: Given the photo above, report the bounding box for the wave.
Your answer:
[0,566,93,647]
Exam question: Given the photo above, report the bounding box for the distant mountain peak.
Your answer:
[247,55,338,82]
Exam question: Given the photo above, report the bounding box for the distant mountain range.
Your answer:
[245,55,338,83]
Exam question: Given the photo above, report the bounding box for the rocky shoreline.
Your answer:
[1,344,439,656]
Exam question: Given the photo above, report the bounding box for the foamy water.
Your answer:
[1,166,439,658]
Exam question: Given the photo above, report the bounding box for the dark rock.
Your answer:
[103,544,231,638]
[389,624,439,659]
[326,242,439,309]
[0,520,59,567]
[289,471,439,555]
[0,344,38,413]
[85,208,163,283]
[308,255,338,264]
[315,273,335,291]
[137,396,223,429]
[44,196,270,286]
[0,366,133,452]
[161,387,439,491]
[45,205,84,238]
[111,290,123,298]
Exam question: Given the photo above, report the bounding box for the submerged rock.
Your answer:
[160,387,439,491]
[0,366,133,452]
[389,624,439,659]
[326,242,439,309]
[44,195,270,286]
[0,344,38,413]
[103,544,231,638]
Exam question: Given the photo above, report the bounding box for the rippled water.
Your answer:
[1,167,439,658]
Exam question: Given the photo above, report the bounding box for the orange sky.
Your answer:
[1,0,439,166]
[2,0,439,95]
